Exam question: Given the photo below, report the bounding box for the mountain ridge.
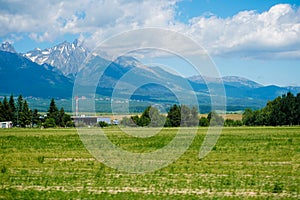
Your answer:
[23,39,88,79]
[1,41,300,112]
[0,50,73,98]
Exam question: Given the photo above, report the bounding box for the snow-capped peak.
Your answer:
[23,39,89,78]
[0,42,16,53]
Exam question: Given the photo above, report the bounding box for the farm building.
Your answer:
[72,116,118,127]
[97,117,112,124]
[0,121,13,128]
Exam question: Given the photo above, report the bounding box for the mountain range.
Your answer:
[1,40,299,112]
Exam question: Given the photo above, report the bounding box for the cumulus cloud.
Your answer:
[185,4,300,58]
[0,0,178,41]
[0,1,300,59]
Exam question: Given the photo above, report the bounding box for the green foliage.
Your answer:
[165,104,181,127]
[207,111,224,126]
[1,97,10,121]
[19,100,32,127]
[122,106,166,127]
[199,117,209,127]
[98,121,109,128]
[122,105,199,127]
[45,99,73,128]
[1,94,74,128]
[180,105,199,127]
[130,115,140,127]
[0,94,36,127]
[43,118,56,128]
[138,106,151,126]
[32,109,40,126]
[243,92,300,126]
[0,101,3,121]
[120,117,136,127]
[48,98,59,116]
[9,94,16,124]
[148,107,166,127]
[224,119,243,127]
[66,120,75,127]
[17,95,23,117]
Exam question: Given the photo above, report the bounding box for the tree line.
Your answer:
[0,95,73,128]
[242,92,300,126]
[120,104,235,127]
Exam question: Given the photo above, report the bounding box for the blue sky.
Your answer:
[0,0,300,86]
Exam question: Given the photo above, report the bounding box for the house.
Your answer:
[0,121,13,128]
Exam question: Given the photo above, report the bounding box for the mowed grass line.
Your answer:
[0,127,299,199]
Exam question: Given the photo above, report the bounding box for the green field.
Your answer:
[0,127,299,199]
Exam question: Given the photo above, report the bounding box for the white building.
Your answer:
[97,117,112,124]
[0,121,13,128]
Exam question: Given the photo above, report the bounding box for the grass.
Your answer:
[0,127,299,199]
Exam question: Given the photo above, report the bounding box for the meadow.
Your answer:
[0,127,299,199]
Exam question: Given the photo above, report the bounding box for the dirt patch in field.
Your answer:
[45,157,96,162]
[5,185,298,198]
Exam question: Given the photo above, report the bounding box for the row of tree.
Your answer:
[0,95,73,127]
[44,98,74,128]
[121,105,199,127]
[242,92,300,126]
[120,105,233,127]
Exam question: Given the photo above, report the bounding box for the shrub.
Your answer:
[43,118,56,128]
[98,121,109,128]
[199,117,209,127]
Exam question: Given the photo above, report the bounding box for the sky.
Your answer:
[0,0,300,86]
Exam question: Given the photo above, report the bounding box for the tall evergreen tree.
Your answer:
[181,105,191,127]
[149,106,165,127]
[1,97,10,121]
[190,106,199,126]
[138,106,151,127]
[296,93,300,125]
[19,100,32,127]
[47,98,59,126]
[15,95,24,127]
[32,109,40,126]
[17,95,23,113]
[48,98,59,114]
[8,94,16,124]
[0,101,3,121]
[166,104,181,127]
[58,107,66,127]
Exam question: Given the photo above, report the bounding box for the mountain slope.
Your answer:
[24,39,88,79]
[1,41,300,112]
[0,50,73,98]
[189,75,263,88]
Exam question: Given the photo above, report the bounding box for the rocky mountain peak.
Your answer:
[0,42,16,53]
[23,39,89,78]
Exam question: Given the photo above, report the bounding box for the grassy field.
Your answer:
[0,127,299,199]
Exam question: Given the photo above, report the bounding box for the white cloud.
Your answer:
[0,1,300,59]
[186,4,300,58]
[0,0,178,42]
